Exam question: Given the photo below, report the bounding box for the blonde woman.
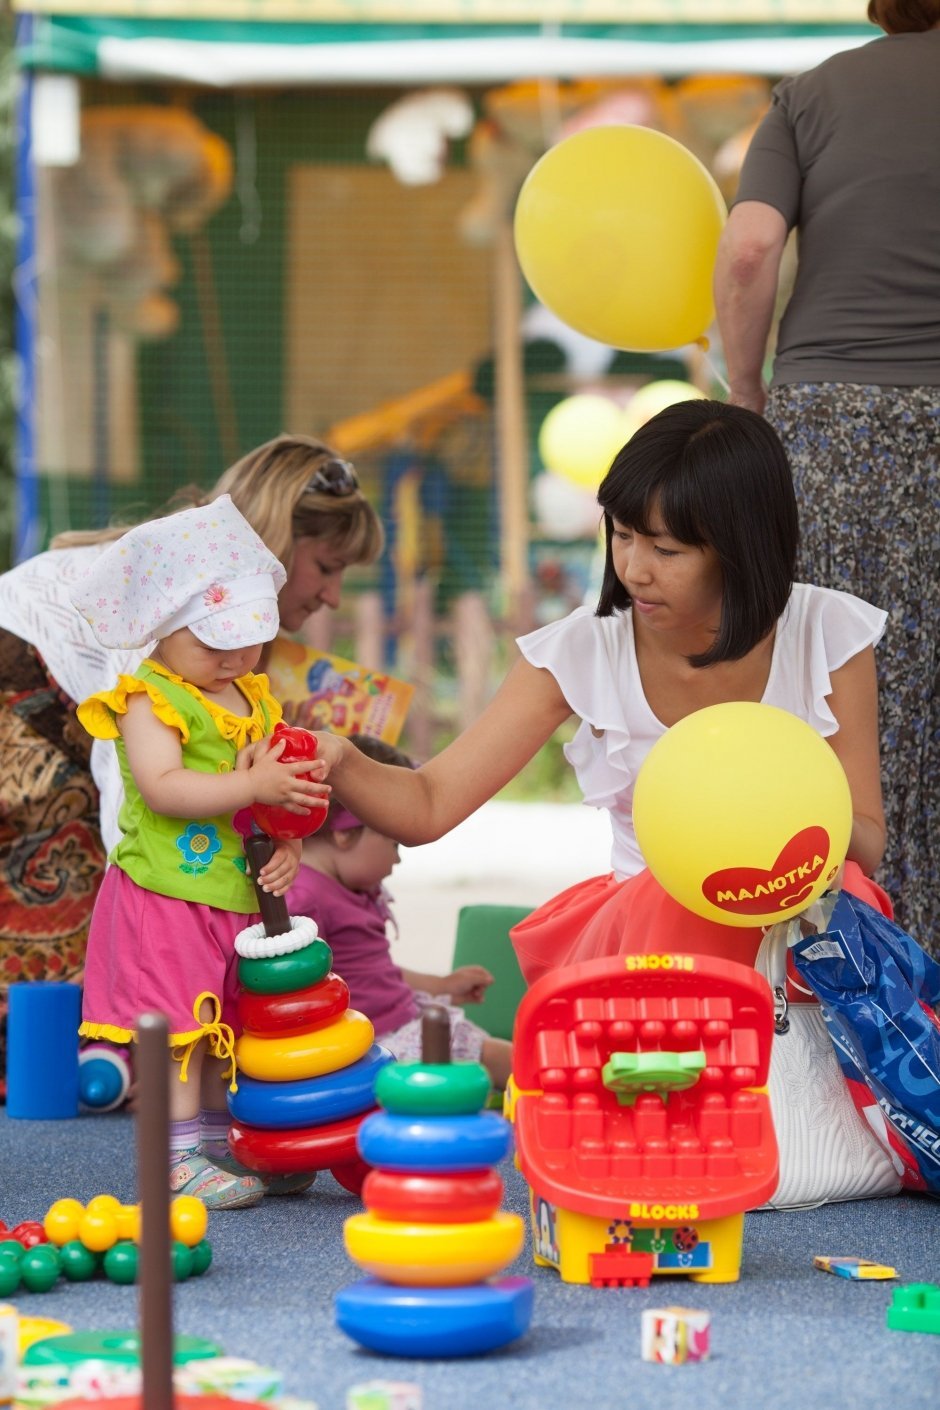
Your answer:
[0,434,383,1088]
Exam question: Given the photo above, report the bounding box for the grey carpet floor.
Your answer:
[1,1109,938,1410]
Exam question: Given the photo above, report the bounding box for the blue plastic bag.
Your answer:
[792,891,940,1195]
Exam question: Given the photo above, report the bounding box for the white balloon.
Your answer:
[532,472,601,541]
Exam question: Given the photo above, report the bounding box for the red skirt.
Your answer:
[510,861,893,986]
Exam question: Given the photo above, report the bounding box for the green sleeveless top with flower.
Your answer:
[78,660,282,914]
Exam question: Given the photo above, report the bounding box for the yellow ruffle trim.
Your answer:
[77,675,190,743]
[76,663,281,750]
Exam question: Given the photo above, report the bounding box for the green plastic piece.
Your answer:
[103,1241,139,1285]
[190,1239,213,1276]
[0,1258,21,1296]
[375,1061,491,1116]
[23,1330,223,1366]
[886,1283,940,1335]
[0,1239,24,1260]
[20,1245,62,1293]
[59,1240,100,1282]
[601,1049,706,1105]
[237,938,333,995]
[170,1240,194,1282]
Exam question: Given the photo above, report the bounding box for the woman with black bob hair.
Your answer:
[310,399,891,982]
[596,399,798,666]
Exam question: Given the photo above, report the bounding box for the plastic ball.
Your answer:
[0,1256,21,1297]
[514,126,726,352]
[103,1240,140,1285]
[170,1240,194,1282]
[189,1240,213,1277]
[78,1209,119,1253]
[59,1239,100,1282]
[84,1193,122,1219]
[0,1238,24,1258]
[115,1204,141,1242]
[170,1196,208,1248]
[43,1199,86,1247]
[11,1221,47,1249]
[20,1245,62,1293]
[633,702,853,927]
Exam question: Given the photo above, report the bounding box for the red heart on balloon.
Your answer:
[701,826,831,917]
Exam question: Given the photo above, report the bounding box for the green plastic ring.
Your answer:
[238,938,333,995]
[375,1061,491,1117]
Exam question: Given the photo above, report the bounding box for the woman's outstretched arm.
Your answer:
[314,654,573,846]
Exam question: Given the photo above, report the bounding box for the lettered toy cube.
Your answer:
[641,1306,711,1364]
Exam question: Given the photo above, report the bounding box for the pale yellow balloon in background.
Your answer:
[538,394,628,491]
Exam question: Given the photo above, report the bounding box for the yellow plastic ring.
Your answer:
[343,1212,524,1287]
[235,1009,374,1081]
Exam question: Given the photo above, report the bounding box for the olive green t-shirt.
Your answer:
[733,30,940,387]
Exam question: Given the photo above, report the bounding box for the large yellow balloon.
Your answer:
[538,394,627,491]
[633,703,852,927]
[514,126,727,352]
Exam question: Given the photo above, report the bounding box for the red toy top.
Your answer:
[250,722,326,841]
[510,952,778,1221]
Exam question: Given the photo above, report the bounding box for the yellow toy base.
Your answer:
[344,1211,525,1286]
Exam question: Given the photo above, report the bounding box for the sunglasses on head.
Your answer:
[305,458,360,497]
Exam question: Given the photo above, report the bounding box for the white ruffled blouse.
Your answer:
[517,583,887,883]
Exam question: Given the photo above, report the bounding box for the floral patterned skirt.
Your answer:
[0,628,106,1090]
[766,383,940,955]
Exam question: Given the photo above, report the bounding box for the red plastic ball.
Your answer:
[250,723,327,841]
[11,1221,48,1249]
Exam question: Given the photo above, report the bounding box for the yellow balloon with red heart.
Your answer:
[633,702,852,927]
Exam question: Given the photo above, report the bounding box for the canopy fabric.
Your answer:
[17,15,876,83]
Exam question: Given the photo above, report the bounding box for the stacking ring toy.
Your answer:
[235,1009,374,1081]
[22,1330,222,1366]
[357,1110,512,1173]
[227,1044,395,1129]
[237,938,333,995]
[375,1061,491,1117]
[234,915,319,960]
[361,1169,503,1224]
[343,1212,524,1286]
[229,1110,371,1174]
[238,973,349,1038]
[335,1276,534,1358]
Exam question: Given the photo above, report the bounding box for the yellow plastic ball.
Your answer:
[633,702,852,927]
[115,1204,141,1242]
[170,1196,208,1248]
[78,1209,119,1253]
[43,1199,85,1247]
[514,126,726,352]
[85,1193,122,1218]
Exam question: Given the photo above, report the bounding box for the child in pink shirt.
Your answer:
[288,736,512,1091]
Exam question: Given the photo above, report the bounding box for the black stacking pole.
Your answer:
[421,1003,452,1065]
[137,1011,174,1410]
[244,832,291,937]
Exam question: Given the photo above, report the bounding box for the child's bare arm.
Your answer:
[120,694,328,819]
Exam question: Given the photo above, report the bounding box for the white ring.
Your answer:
[234,914,320,959]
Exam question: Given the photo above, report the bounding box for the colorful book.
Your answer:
[265,638,414,745]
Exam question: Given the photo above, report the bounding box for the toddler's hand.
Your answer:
[248,736,330,815]
[445,965,494,1005]
[255,839,301,897]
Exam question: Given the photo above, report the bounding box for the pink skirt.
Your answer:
[81,866,250,1045]
[510,861,893,987]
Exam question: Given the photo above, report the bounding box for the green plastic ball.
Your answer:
[59,1239,100,1282]
[0,1238,24,1259]
[20,1245,62,1293]
[0,1257,21,1296]
[170,1240,194,1282]
[189,1239,213,1277]
[103,1240,140,1285]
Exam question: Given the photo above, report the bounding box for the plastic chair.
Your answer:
[450,903,532,1041]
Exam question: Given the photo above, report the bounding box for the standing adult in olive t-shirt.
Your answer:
[713,0,940,953]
